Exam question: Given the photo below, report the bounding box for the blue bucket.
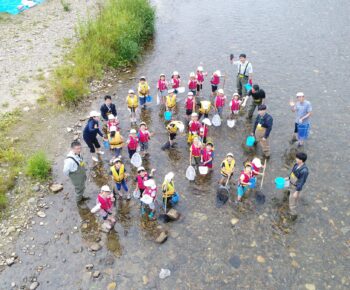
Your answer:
[246,136,255,147]
[297,123,310,141]
[249,177,256,189]
[103,140,110,150]
[146,95,152,102]
[275,177,285,189]
[245,83,252,91]
[164,111,172,121]
[171,192,180,204]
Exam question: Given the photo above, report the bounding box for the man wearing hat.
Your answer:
[252,105,273,158]
[63,141,88,205]
[290,92,312,146]
[247,84,266,119]
[231,53,253,97]
[100,95,117,122]
[83,110,104,162]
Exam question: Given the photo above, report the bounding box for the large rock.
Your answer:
[90,243,102,252]
[50,184,63,193]
[167,209,180,220]
[37,211,46,218]
[29,282,39,290]
[155,232,168,244]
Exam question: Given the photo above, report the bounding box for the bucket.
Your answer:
[103,140,110,150]
[297,123,310,140]
[244,83,252,91]
[146,95,152,102]
[246,136,255,147]
[198,166,208,175]
[275,177,285,189]
[164,111,172,121]
[249,177,256,189]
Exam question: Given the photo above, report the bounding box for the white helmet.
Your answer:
[89,111,101,118]
[218,89,224,94]
[130,129,136,134]
[173,71,179,76]
[188,92,194,96]
[101,185,111,192]
[227,152,234,158]
[137,166,145,172]
[108,114,116,120]
[191,112,198,117]
[110,126,117,132]
[165,172,174,182]
[214,70,221,77]
[252,157,262,168]
[128,89,135,94]
[190,72,196,77]
[197,66,203,71]
[296,92,304,97]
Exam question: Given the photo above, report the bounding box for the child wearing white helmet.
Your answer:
[188,72,198,96]
[157,73,168,103]
[220,152,235,185]
[126,89,138,123]
[165,89,177,112]
[214,89,227,117]
[140,179,157,219]
[96,185,116,230]
[210,70,221,97]
[185,92,195,120]
[138,76,150,109]
[107,114,120,132]
[108,125,124,158]
[126,128,139,159]
[162,172,179,208]
[196,66,207,96]
[171,71,181,93]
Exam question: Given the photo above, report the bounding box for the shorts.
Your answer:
[190,89,197,96]
[169,133,177,140]
[139,96,146,106]
[160,90,168,97]
[140,142,149,151]
[186,109,193,116]
[128,148,136,159]
[197,84,203,92]
[115,179,128,192]
[128,107,136,113]
[211,85,218,92]
[193,156,201,165]
[237,185,248,198]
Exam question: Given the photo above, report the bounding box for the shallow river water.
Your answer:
[1,0,350,289]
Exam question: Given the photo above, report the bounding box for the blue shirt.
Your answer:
[295,101,312,123]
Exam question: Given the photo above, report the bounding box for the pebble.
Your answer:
[256,255,266,263]
[142,275,148,285]
[159,268,171,279]
[92,271,100,278]
[305,284,316,290]
[155,232,168,244]
[50,183,63,193]
[229,255,241,269]
[107,282,117,290]
[7,226,16,235]
[85,264,94,270]
[37,211,46,218]
[6,258,15,266]
[230,218,239,225]
[11,282,16,288]
[90,243,102,251]
[29,281,39,290]
[67,127,73,132]
[31,185,40,192]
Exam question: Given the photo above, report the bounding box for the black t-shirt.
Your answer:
[248,89,266,103]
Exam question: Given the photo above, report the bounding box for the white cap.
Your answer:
[140,76,146,80]
[89,111,101,118]
[160,73,165,77]
[128,89,135,94]
[191,112,198,117]
[197,66,203,71]
[165,172,174,182]
[108,114,116,120]
[218,89,224,94]
[215,70,221,77]
[188,92,194,96]
[101,185,111,192]
[202,100,210,109]
[110,126,117,132]
[252,157,262,168]
[137,166,145,172]
[168,89,175,94]
[233,92,240,97]
[190,72,196,77]
[113,157,122,163]
[130,129,136,134]
[144,179,155,188]
[296,92,304,97]
[173,71,179,76]
[227,152,234,157]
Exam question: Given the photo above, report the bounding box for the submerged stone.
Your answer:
[229,255,241,269]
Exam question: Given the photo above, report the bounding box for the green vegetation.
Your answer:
[0,110,24,208]
[60,0,71,12]
[25,151,51,181]
[52,0,155,104]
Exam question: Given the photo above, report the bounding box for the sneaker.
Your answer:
[92,156,98,162]
[126,194,131,200]
[97,151,104,155]
[81,196,91,201]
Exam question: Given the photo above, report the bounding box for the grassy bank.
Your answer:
[52,0,155,104]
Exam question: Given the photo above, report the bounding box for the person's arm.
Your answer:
[296,167,309,191]
[63,158,74,176]
[248,63,253,84]
[261,90,266,104]
[252,117,258,135]
[301,104,312,122]
[240,174,250,186]
[264,115,273,139]
[97,121,103,137]
[112,104,117,116]
[100,105,108,121]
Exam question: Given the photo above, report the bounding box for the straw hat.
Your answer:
[89,111,100,118]
[101,185,111,192]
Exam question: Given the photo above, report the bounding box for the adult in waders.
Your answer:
[162,172,179,209]
[63,141,88,205]
[220,153,235,185]
[290,92,312,147]
[252,105,273,158]
[83,111,104,162]
[231,53,253,98]
[285,152,309,221]
[247,84,265,119]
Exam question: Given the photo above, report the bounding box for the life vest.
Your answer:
[138,129,149,143]
[162,180,175,198]
[172,78,180,89]
[215,95,225,107]
[138,82,149,96]
[166,122,178,134]
[110,164,125,183]
[166,94,177,108]
[202,149,213,163]
[196,72,204,83]
[211,74,220,85]
[127,94,138,108]
[199,101,211,114]
[189,120,201,133]
[186,98,194,110]
[107,120,119,131]
[97,194,113,211]
[231,99,240,111]
[128,136,138,150]
[137,173,148,190]
[221,158,235,175]
[108,132,123,148]
[191,143,201,157]
[251,162,260,176]
[239,171,251,185]
[158,79,167,91]
[188,79,197,90]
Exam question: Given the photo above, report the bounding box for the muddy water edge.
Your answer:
[1,0,350,289]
